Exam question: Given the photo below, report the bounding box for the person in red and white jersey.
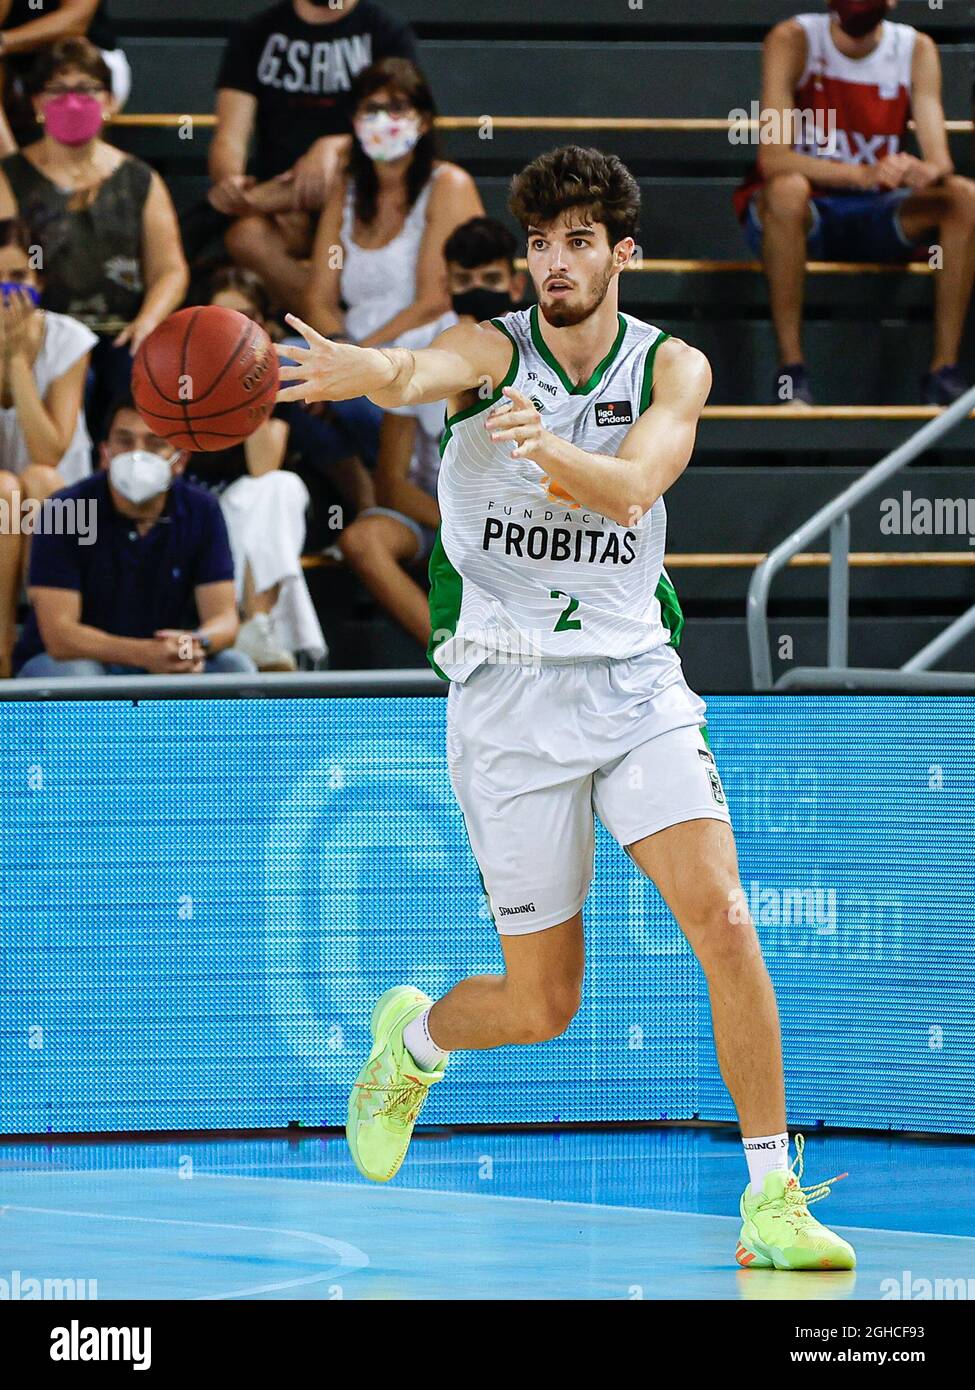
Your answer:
[734,0,975,405]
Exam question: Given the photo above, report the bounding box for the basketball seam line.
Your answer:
[129,378,278,426]
[187,315,264,409]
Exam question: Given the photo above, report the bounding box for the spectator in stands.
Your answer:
[338,217,524,646]
[0,0,131,153]
[11,394,255,679]
[0,38,188,441]
[210,0,418,309]
[182,267,326,673]
[0,214,95,675]
[305,57,483,347]
[279,58,482,536]
[736,0,975,405]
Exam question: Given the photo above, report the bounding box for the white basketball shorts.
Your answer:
[445,644,732,935]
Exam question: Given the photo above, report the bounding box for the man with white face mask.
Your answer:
[12,397,256,679]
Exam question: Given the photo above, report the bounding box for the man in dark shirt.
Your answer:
[209,0,418,307]
[13,396,256,679]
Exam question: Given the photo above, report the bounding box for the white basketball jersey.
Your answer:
[429,305,683,682]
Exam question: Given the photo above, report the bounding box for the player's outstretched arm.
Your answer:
[276,316,511,410]
[485,338,711,528]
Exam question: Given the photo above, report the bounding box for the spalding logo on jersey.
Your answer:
[595,400,634,427]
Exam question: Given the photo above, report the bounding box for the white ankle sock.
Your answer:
[743,1132,790,1194]
[402,1008,450,1071]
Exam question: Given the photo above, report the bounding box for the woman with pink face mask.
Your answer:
[304,58,483,350]
[0,36,188,440]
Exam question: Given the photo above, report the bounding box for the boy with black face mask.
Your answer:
[336,217,525,647]
[734,0,975,406]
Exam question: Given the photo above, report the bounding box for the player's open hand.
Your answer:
[486,387,550,462]
[276,314,393,404]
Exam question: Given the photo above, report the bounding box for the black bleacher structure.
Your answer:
[106,0,975,684]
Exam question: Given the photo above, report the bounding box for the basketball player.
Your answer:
[278,145,856,1272]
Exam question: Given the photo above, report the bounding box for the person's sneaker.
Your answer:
[736,1134,856,1271]
[234,613,297,672]
[921,365,970,406]
[773,363,815,406]
[346,986,447,1183]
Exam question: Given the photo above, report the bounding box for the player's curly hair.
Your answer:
[508,146,641,248]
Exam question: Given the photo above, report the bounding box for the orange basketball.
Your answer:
[131,306,280,452]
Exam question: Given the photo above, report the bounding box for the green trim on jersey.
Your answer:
[642,334,680,648]
[656,567,685,649]
[426,530,464,680]
[639,331,672,413]
[438,318,520,459]
[529,304,628,396]
[429,320,519,680]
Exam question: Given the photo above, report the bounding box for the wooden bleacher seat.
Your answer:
[301,551,975,571]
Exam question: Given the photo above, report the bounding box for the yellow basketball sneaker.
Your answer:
[346,986,447,1183]
[736,1134,856,1271]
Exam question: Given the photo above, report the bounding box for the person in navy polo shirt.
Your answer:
[13,394,257,679]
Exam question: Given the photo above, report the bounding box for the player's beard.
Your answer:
[538,260,615,328]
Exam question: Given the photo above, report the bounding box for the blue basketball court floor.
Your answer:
[1,1127,972,1300]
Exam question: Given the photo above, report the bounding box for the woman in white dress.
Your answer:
[305,56,483,350]
[0,215,95,676]
[294,58,482,517]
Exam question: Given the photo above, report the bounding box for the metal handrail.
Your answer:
[747,382,975,690]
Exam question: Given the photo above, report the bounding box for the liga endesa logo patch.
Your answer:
[595,399,634,427]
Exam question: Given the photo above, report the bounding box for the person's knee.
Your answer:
[0,469,19,504]
[19,463,61,500]
[207,648,257,674]
[17,656,106,679]
[508,980,583,1044]
[686,882,762,969]
[225,215,272,265]
[941,175,975,227]
[762,172,813,223]
[338,517,388,568]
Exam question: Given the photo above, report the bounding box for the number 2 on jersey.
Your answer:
[550,591,583,632]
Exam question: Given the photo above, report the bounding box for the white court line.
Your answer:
[124,1169,975,1243]
[10,1170,974,1245]
[4,1203,369,1301]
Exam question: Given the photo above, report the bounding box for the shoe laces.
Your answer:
[761,1133,848,1224]
[358,1075,428,1130]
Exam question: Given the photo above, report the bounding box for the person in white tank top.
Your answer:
[743,0,975,406]
[304,58,483,348]
[292,58,482,523]
[278,146,858,1274]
